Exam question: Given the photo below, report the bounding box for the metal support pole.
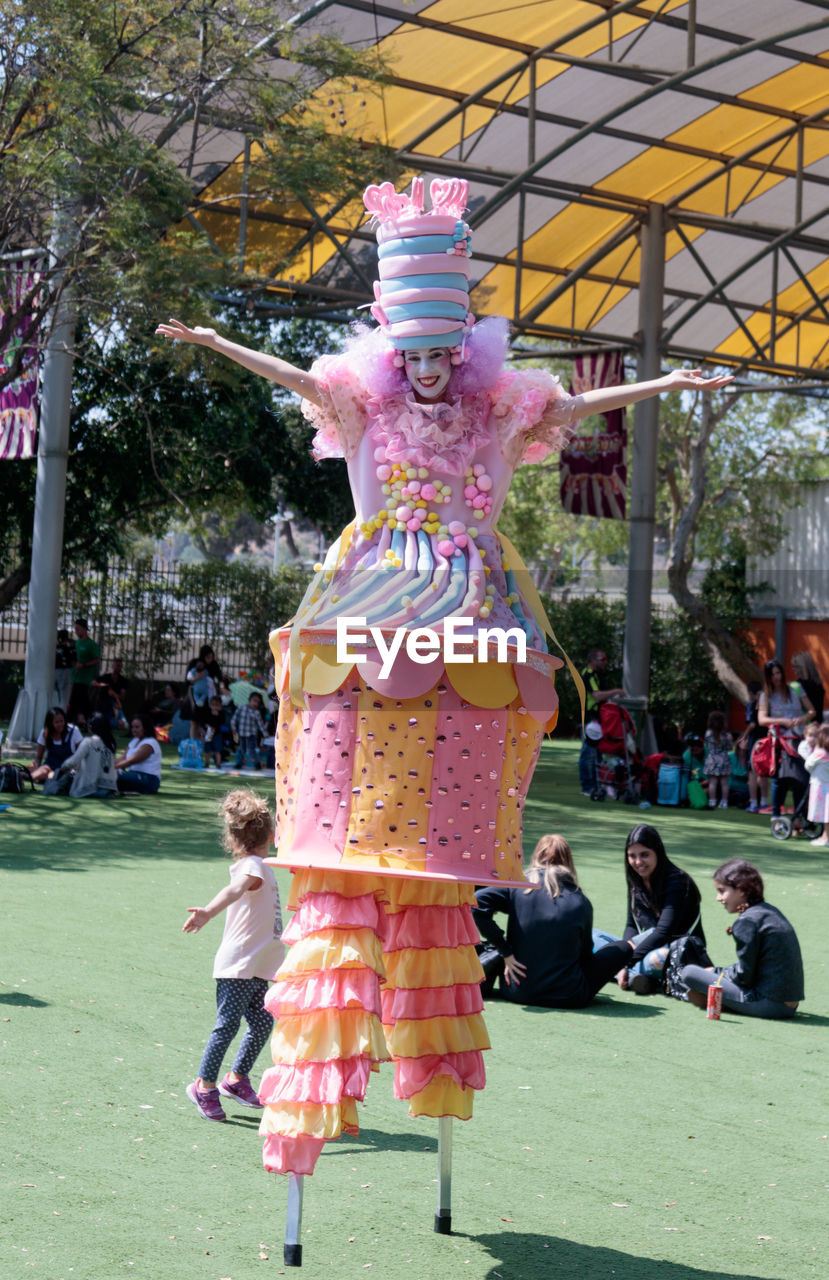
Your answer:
[284,1173,304,1267]
[622,204,665,718]
[6,208,77,748]
[434,1116,453,1234]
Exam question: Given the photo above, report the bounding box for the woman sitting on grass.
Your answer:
[50,714,118,798]
[30,708,83,785]
[612,823,705,995]
[114,714,163,794]
[472,835,631,1008]
[679,859,803,1019]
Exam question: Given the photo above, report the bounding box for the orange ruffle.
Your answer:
[271,1007,390,1064]
[259,1097,360,1140]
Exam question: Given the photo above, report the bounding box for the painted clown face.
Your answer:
[403,348,452,402]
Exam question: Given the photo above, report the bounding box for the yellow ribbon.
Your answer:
[494,526,586,725]
[288,520,356,709]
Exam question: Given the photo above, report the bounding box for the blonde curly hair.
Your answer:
[220,789,274,858]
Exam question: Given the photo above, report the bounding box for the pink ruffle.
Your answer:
[372,391,492,475]
[490,367,578,464]
[262,1132,326,1177]
[303,353,368,462]
[281,891,387,944]
[259,1056,374,1106]
[393,1050,486,1099]
[381,982,483,1023]
[267,968,382,1018]
[383,904,480,952]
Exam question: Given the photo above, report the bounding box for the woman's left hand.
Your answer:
[503,954,527,985]
[662,369,735,392]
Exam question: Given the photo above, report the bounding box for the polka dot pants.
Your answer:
[198,977,272,1083]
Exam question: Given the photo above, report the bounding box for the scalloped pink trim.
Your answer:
[393,1050,486,1099]
[281,891,387,944]
[371,391,491,476]
[262,1132,326,1177]
[381,982,483,1023]
[259,1056,374,1106]
[267,969,382,1018]
[383,904,480,952]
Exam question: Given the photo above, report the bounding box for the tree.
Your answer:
[658,382,825,699]
[0,0,390,600]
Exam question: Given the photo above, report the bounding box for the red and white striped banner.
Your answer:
[0,263,40,460]
[559,351,627,519]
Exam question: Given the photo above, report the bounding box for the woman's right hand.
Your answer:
[503,954,527,985]
[616,968,630,989]
[155,318,217,347]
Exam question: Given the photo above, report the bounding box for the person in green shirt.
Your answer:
[67,617,100,727]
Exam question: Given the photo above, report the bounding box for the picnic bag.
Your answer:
[178,738,204,770]
[662,934,714,1001]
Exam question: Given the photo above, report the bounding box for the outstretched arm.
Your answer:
[181,873,263,933]
[572,368,734,420]
[155,318,324,407]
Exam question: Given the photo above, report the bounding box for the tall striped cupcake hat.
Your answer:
[363,176,474,365]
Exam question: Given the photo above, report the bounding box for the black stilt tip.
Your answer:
[284,1243,303,1267]
[434,1212,452,1235]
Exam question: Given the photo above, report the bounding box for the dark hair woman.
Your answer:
[616,824,705,995]
[758,658,815,817]
[30,707,83,784]
[679,859,803,1019]
[472,835,631,1008]
[114,714,163,794]
[50,713,118,798]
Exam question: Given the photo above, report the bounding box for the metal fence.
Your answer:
[0,557,312,685]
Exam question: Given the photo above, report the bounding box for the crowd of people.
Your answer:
[32,632,277,797]
[580,646,827,834]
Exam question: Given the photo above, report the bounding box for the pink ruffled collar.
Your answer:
[369,391,490,474]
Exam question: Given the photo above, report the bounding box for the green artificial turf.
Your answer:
[1,739,826,1280]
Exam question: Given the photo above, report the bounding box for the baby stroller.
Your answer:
[595,701,640,803]
[752,727,821,840]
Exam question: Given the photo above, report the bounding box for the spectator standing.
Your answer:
[738,680,767,813]
[231,693,267,769]
[578,648,626,797]
[67,618,100,727]
[54,629,75,710]
[758,659,815,817]
[202,695,229,769]
[804,723,829,847]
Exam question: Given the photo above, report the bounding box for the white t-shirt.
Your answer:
[212,854,284,980]
[125,736,163,778]
[37,725,83,753]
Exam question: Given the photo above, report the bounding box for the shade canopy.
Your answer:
[184,0,829,380]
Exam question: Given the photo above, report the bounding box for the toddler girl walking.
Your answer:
[804,723,829,847]
[183,789,284,1121]
[703,710,733,809]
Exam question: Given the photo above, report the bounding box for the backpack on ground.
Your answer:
[178,738,204,770]
[0,763,36,794]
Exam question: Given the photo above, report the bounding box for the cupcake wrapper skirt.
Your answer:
[259,868,488,1176]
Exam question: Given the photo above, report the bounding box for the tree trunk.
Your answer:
[665,390,761,703]
[0,560,31,609]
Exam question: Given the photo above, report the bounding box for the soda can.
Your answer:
[706,983,723,1020]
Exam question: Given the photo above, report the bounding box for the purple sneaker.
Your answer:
[217,1074,263,1108]
[186,1080,226,1122]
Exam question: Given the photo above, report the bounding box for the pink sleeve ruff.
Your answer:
[490,367,578,466]
[302,353,368,462]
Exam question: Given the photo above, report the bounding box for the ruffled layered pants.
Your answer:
[259,869,488,1176]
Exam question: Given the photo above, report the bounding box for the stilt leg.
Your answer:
[284,1173,304,1267]
[434,1116,452,1234]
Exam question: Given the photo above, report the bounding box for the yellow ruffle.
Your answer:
[270,1008,390,1064]
[383,879,477,912]
[275,929,386,980]
[385,1014,490,1058]
[406,1077,475,1121]
[259,1098,359,1140]
[288,868,388,911]
[383,945,485,990]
